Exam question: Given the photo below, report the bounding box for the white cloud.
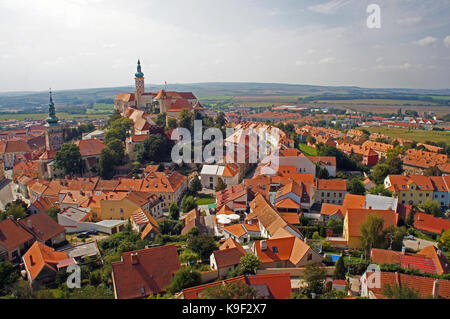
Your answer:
[373,63,412,71]
[444,36,450,48]
[397,17,422,26]
[318,57,336,64]
[413,36,438,47]
[308,0,351,14]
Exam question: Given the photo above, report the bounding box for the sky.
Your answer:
[0,0,449,92]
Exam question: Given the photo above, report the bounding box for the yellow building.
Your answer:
[343,208,398,249]
[99,193,142,221]
[384,175,434,206]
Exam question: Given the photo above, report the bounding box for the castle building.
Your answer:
[114,60,204,124]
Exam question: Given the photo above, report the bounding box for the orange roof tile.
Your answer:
[23,241,68,281]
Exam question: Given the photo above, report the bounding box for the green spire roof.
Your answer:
[46,88,59,126]
[135,59,144,78]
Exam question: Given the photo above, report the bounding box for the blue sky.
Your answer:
[0,0,449,91]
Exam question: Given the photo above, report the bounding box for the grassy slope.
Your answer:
[363,126,450,144]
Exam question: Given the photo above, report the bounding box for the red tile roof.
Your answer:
[74,138,106,157]
[22,241,69,281]
[182,273,292,299]
[111,245,181,299]
[414,213,450,234]
[19,213,65,242]
[0,218,34,251]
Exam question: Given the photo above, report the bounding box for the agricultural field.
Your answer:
[327,103,450,116]
[0,112,110,121]
[86,103,114,114]
[316,99,439,106]
[362,126,450,144]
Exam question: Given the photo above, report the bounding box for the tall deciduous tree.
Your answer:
[215,177,226,192]
[169,202,180,220]
[166,267,201,294]
[240,253,261,275]
[360,214,385,257]
[99,148,116,179]
[189,175,202,196]
[54,143,82,176]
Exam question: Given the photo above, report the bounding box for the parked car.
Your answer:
[77,232,90,238]
[405,235,415,240]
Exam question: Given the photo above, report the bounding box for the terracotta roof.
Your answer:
[140,222,161,240]
[346,208,397,238]
[213,238,246,268]
[216,184,247,209]
[19,213,65,242]
[414,213,450,234]
[74,138,106,157]
[371,248,439,274]
[418,246,450,275]
[280,213,300,225]
[254,235,316,265]
[22,241,68,281]
[307,156,337,167]
[182,273,292,299]
[139,171,187,193]
[366,271,450,299]
[222,163,240,177]
[0,218,34,251]
[167,98,193,111]
[275,198,300,210]
[94,179,120,191]
[320,203,344,218]
[111,245,181,299]
[223,224,247,238]
[316,179,347,191]
[342,194,366,211]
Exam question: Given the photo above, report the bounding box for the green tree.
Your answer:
[303,262,327,295]
[215,177,227,192]
[333,256,346,280]
[419,199,442,217]
[166,267,201,294]
[54,143,82,176]
[167,118,178,130]
[360,214,386,257]
[347,177,365,195]
[370,164,391,185]
[106,138,125,165]
[179,249,199,265]
[1,200,28,220]
[155,112,167,126]
[0,261,19,293]
[438,229,450,251]
[240,253,261,275]
[169,202,180,220]
[136,133,170,164]
[157,219,183,235]
[214,112,227,127]
[317,167,330,179]
[368,184,393,197]
[186,234,217,262]
[99,147,116,179]
[189,175,202,196]
[45,207,60,221]
[201,280,257,299]
[424,166,442,176]
[181,195,197,213]
[178,109,194,131]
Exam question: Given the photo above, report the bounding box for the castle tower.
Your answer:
[134,59,145,109]
[44,89,63,151]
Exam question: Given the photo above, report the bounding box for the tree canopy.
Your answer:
[54,143,82,176]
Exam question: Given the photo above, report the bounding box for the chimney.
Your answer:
[432,280,440,298]
[401,246,406,255]
[260,240,267,251]
[27,219,32,229]
[131,253,139,265]
[29,254,35,266]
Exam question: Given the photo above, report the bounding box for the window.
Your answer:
[307,253,312,261]
[426,193,429,197]
[272,247,278,253]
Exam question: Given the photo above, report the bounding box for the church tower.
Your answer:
[44,89,63,151]
[134,59,145,109]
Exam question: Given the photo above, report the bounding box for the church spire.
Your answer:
[135,59,144,78]
[46,88,59,126]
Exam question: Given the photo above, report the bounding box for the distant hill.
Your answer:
[0,82,449,110]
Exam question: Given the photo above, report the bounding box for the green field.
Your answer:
[362,126,450,144]
[317,99,438,105]
[196,194,215,206]
[0,112,110,121]
[298,143,318,156]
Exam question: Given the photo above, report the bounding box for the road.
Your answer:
[403,237,437,251]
